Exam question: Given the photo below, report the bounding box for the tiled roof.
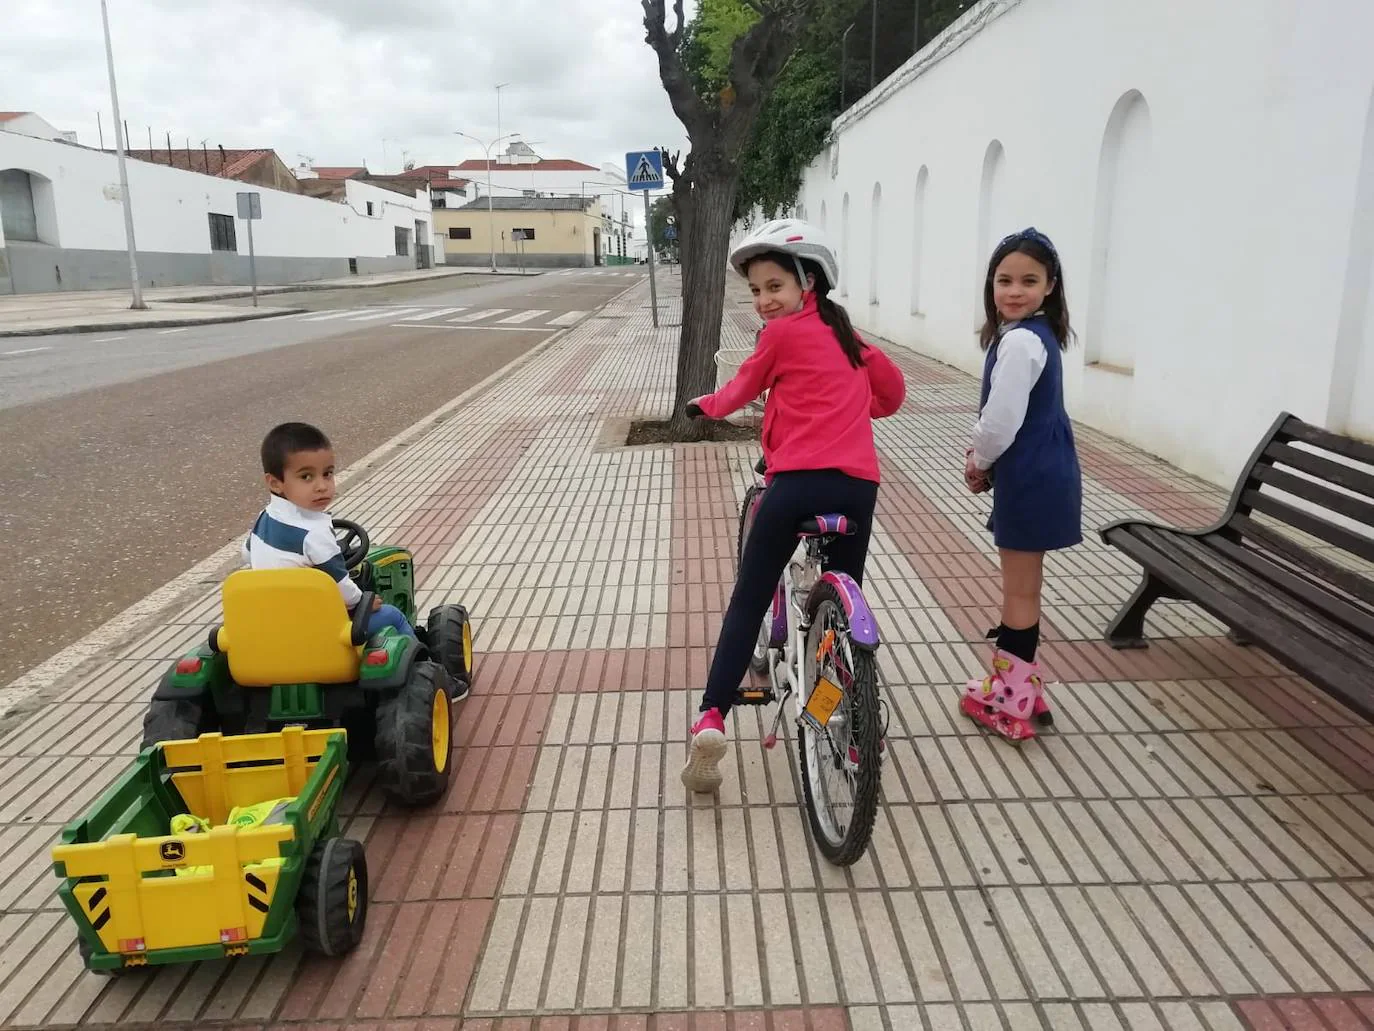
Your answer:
[455,196,593,211]
[398,166,471,189]
[310,166,368,179]
[454,158,599,173]
[120,148,274,179]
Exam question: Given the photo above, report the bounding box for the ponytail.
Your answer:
[812,275,866,369]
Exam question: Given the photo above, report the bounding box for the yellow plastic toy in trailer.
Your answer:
[52,727,366,972]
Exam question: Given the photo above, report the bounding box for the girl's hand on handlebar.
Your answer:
[685,396,707,419]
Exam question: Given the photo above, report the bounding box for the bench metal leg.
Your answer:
[1227,627,1254,647]
[1105,574,1169,649]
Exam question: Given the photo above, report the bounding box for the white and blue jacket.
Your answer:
[242,494,363,608]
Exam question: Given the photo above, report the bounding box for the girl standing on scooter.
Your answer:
[961,227,1082,742]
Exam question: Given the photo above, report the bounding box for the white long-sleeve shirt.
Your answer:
[970,326,1047,471]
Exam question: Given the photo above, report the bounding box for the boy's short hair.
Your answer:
[261,422,332,479]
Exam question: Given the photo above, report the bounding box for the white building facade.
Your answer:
[795,0,1374,488]
[0,112,77,144]
[0,133,433,294]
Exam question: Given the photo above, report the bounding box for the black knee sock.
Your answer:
[997,623,1040,663]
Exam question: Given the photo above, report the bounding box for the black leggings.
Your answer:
[702,469,879,716]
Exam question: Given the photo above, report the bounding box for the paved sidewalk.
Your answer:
[0,267,532,337]
[0,273,1371,1030]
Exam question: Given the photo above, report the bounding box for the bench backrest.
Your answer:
[1224,412,1374,616]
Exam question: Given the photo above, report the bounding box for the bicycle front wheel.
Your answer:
[797,580,881,865]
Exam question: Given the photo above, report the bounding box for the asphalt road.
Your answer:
[0,268,643,686]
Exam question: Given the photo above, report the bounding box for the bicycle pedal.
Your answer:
[734,686,775,706]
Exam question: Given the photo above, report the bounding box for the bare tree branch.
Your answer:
[642,0,710,142]
[669,0,687,46]
[659,148,683,182]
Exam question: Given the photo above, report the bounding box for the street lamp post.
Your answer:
[455,131,520,272]
[99,0,145,309]
[495,83,509,162]
[841,23,854,110]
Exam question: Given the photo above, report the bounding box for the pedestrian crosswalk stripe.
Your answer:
[448,308,510,323]
[303,308,379,321]
[350,308,419,321]
[497,310,550,324]
[546,310,588,326]
[400,307,466,321]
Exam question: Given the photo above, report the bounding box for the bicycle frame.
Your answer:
[751,508,882,750]
[764,538,821,743]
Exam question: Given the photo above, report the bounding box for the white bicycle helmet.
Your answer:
[728,218,840,292]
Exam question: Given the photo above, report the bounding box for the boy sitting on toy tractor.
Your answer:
[244,423,423,653]
[139,423,475,808]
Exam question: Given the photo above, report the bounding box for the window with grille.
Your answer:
[448,227,472,240]
[208,213,236,252]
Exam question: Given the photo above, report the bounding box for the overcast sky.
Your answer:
[5,0,696,179]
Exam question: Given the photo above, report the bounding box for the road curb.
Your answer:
[0,306,310,339]
[0,276,650,729]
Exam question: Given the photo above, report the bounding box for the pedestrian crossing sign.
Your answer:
[626,150,664,191]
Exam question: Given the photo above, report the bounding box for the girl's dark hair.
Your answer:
[743,250,867,369]
[979,228,1073,351]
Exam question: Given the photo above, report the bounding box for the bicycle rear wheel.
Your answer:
[737,484,774,674]
[797,580,881,865]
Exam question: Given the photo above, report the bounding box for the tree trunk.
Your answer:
[668,165,740,440]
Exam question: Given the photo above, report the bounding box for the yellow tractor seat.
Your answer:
[213,569,367,687]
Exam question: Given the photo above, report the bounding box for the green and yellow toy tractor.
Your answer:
[141,519,472,808]
[54,727,366,972]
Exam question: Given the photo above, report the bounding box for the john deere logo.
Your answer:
[160,841,186,863]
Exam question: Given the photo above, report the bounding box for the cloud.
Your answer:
[3,0,694,176]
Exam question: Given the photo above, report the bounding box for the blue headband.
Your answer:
[998,227,1059,265]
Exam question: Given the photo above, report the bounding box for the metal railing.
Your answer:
[838,0,973,114]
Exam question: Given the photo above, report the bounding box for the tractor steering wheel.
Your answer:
[331,518,371,569]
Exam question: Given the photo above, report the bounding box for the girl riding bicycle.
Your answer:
[681,218,907,793]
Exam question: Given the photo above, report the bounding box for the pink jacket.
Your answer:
[697,295,906,483]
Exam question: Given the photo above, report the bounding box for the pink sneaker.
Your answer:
[681,707,727,793]
[960,651,1046,743]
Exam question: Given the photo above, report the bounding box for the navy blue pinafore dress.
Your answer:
[979,315,1083,552]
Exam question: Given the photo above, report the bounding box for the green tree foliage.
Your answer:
[683,0,975,222]
[649,195,681,260]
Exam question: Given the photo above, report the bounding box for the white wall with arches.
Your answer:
[799,0,1374,487]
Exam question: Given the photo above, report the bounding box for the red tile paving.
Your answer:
[1078,439,1224,527]
[1236,996,1374,1030]
[399,417,544,579]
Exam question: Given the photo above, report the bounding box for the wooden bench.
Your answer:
[1099,411,1374,721]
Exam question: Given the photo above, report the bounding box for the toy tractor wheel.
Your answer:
[297,836,368,957]
[140,698,211,751]
[426,605,473,697]
[76,936,121,976]
[374,661,452,807]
